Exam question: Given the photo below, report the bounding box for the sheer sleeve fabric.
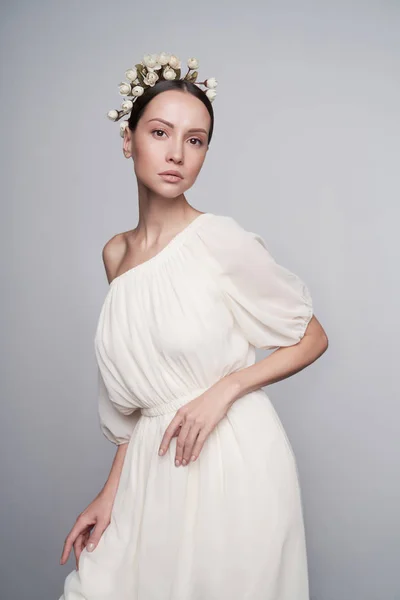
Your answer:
[97,368,141,445]
[198,216,313,350]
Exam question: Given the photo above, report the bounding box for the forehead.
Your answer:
[142,90,210,129]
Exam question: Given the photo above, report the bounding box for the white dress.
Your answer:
[59,212,313,600]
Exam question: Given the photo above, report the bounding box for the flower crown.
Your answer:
[106,52,218,137]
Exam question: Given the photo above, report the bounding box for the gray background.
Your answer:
[1,1,399,599]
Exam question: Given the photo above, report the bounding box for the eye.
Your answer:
[151,129,204,147]
[151,128,167,138]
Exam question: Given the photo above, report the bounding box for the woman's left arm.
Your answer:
[159,215,328,466]
[225,313,328,399]
[158,315,327,466]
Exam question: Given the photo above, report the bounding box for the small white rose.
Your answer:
[143,70,159,86]
[187,57,199,69]
[168,55,181,69]
[205,77,218,89]
[143,54,158,68]
[132,85,144,97]
[121,100,133,111]
[205,89,217,102]
[163,66,177,80]
[146,64,161,73]
[119,120,129,137]
[107,109,119,121]
[125,68,137,81]
[158,52,171,66]
[118,81,132,96]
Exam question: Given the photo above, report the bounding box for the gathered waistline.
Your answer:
[140,387,209,417]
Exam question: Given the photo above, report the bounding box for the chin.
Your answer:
[156,182,191,197]
[140,176,192,197]
[159,187,187,199]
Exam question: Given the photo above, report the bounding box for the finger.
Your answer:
[85,519,109,553]
[74,534,83,570]
[60,516,90,564]
[74,533,86,570]
[189,427,212,462]
[181,424,202,465]
[60,531,77,565]
[158,412,184,456]
[174,417,194,466]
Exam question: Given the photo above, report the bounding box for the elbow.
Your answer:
[319,332,329,356]
[307,315,329,355]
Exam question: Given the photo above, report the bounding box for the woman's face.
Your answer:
[123,90,211,197]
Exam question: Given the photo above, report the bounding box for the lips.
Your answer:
[159,170,183,179]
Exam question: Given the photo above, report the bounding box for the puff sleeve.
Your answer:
[97,367,141,445]
[198,216,313,350]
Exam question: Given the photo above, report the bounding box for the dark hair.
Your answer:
[127,79,214,145]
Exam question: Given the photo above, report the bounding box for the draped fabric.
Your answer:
[59,212,313,600]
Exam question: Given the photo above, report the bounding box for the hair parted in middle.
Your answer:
[127,79,215,145]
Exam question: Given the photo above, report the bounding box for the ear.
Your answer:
[123,127,132,159]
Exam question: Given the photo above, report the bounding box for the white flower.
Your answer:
[125,68,137,81]
[163,66,177,80]
[118,81,132,96]
[132,85,144,97]
[107,109,119,121]
[119,120,129,137]
[142,54,158,68]
[205,77,218,89]
[158,52,170,66]
[143,70,159,86]
[187,57,199,69]
[205,89,217,102]
[121,100,133,111]
[168,55,180,69]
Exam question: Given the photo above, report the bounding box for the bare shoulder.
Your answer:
[102,232,129,284]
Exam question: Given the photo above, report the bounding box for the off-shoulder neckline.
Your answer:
[109,212,215,285]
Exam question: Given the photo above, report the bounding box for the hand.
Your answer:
[158,379,238,467]
[59,491,115,570]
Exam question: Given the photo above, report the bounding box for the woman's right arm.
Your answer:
[100,440,129,498]
[60,236,131,569]
[59,442,129,569]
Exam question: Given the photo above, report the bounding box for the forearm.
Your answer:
[100,442,129,499]
[222,331,328,407]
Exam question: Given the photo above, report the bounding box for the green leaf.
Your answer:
[184,70,198,83]
[135,63,146,86]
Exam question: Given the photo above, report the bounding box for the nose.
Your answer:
[166,139,184,165]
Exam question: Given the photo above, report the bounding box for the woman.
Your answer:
[59,52,328,599]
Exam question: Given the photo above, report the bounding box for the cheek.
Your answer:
[187,152,206,179]
[135,139,156,161]
[184,140,205,161]
[133,142,161,175]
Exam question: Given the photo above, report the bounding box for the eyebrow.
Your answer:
[146,117,208,135]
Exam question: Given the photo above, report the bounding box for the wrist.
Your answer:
[100,479,119,501]
[218,372,244,409]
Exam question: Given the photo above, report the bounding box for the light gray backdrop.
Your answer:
[1,1,399,599]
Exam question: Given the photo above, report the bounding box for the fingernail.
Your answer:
[182,459,187,466]
[158,448,164,456]
[87,542,95,552]
[191,455,196,462]
[175,459,180,466]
